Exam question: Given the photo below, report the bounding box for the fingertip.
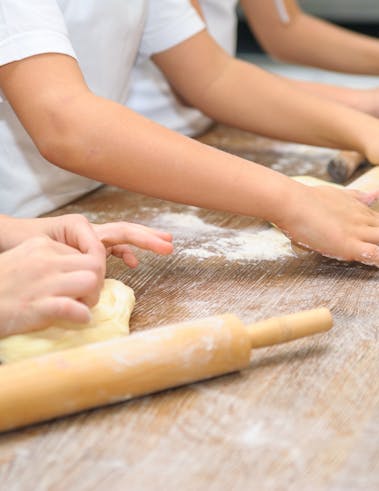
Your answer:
[366,191,379,206]
[160,231,173,242]
[159,241,174,255]
[356,243,379,267]
[73,302,92,323]
[124,255,139,269]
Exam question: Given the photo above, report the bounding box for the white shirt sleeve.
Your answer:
[139,0,205,59]
[0,0,76,67]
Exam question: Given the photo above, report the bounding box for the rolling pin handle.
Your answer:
[327,151,366,183]
[246,308,333,349]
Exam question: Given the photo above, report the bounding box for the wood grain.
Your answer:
[0,126,378,491]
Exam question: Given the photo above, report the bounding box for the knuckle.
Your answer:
[25,235,54,256]
[85,270,99,288]
[87,257,104,277]
[67,213,91,228]
[53,297,75,320]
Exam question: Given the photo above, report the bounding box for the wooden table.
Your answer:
[1,126,378,491]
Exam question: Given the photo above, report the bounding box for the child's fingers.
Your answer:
[56,254,105,275]
[93,222,173,249]
[23,235,82,256]
[354,242,379,266]
[108,245,139,268]
[358,225,379,245]
[347,189,379,206]
[128,223,173,242]
[45,270,100,307]
[33,297,91,329]
[58,215,106,279]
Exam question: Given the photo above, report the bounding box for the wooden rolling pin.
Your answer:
[327,151,367,183]
[0,308,332,432]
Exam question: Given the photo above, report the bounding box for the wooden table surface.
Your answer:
[0,125,378,491]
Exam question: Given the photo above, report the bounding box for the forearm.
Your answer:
[245,3,379,75]
[191,58,378,156]
[281,14,379,74]
[39,92,298,224]
[0,54,301,225]
[284,78,376,116]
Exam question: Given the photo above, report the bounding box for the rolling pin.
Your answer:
[0,308,332,432]
[327,151,367,183]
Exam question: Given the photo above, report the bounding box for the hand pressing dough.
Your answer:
[0,279,135,364]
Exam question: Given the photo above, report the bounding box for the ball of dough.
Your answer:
[0,279,135,364]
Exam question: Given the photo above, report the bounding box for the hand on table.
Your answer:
[276,183,379,266]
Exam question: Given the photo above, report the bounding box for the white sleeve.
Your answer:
[0,0,76,67]
[139,0,205,59]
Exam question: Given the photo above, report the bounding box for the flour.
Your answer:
[151,212,220,233]
[152,211,294,262]
[68,205,295,262]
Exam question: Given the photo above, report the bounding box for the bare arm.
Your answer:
[0,54,291,222]
[153,31,379,158]
[241,0,379,75]
[2,53,379,265]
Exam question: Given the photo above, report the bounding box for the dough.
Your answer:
[0,279,135,364]
[292,175,342,189]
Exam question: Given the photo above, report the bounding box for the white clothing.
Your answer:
[0,0,204,217]
[127,0,238,137]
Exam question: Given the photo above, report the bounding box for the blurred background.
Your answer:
[238,1,379,53]
[299,0,379,22]
[237,1,379,88]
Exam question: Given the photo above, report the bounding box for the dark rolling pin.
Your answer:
[327,151,367,183]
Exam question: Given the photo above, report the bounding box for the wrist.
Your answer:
[0,215,18,252]
[360,120,379,164]
[255,171,305,227]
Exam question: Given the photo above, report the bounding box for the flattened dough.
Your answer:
[0,279,135,364]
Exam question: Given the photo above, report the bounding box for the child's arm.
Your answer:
[153,30,379,158]
[238,0,379,117]
[241,0,379,75]
[2,53,379,266]
[0,214,173,269]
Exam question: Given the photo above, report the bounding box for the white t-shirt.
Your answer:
[127,0,238,137]
[0,0,205,217]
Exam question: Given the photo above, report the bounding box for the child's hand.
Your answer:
[276,184,379,266]
[0,215,173,269]
[92,222,173,268]
[0,237,102,338]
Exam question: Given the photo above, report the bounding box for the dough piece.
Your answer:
[0,279,135,364]
[292,175,342,189]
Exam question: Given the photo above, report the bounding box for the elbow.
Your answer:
[34,100,87,167]
[36,134,65,166]
[33,88,93,167]
[35,128,77,168]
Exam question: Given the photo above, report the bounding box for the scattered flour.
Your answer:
[152,211,294,262]
[184,228,293,262]
[151,212,220,233]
